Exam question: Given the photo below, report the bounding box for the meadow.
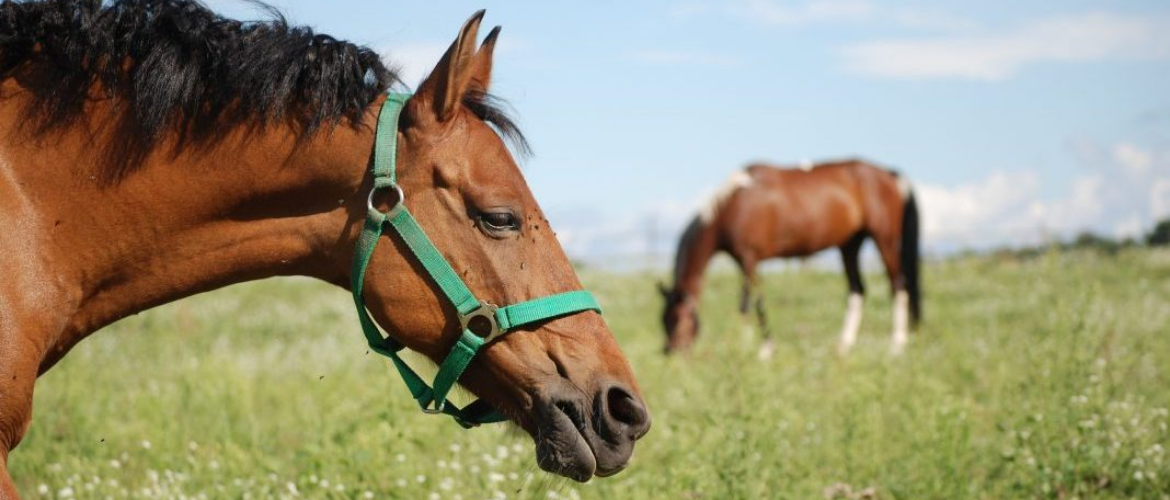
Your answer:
[10,249,1170,499]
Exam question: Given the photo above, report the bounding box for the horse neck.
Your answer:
[2,99,376,336]
[671,215,719,302]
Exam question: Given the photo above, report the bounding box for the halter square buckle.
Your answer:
[461,301,503,343]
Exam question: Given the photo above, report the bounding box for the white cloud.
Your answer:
[1113,142,1153,178]
[628,50,747,68]
[381,39,529,89]
[381,42,447,88]
[919,140,1170,249]
[916,171,1042,245]
[1152,179,1170,220]
[671,0,875,27]
[842,12,1170,81]
[556,141,1170,264]
[731,0,874,26]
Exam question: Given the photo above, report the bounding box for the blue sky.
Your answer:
[211,0,1170,261]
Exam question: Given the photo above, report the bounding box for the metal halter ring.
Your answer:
[461,301,502,343]
[421,402,445,415]
[367,183,406,218]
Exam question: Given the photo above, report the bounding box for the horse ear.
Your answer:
[415,10,484,122]
[465,26,501,94]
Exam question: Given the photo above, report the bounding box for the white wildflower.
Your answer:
[363,491,375,499]
[488,472,505,483]
[58,486,75,498]
[141,440,152,450]
[37,484,49,495]
[416,474,426,484]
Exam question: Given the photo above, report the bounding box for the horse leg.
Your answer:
[874,237,909,355]
[753,281,775,360]
[836,234,867,356]
[736,254,758,341]
[736,253,774,358]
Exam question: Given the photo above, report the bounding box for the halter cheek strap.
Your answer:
[350,93,602,428]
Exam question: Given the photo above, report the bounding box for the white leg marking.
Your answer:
[836,293,864,356]
[757,338,776,360]
[890,290,910,355]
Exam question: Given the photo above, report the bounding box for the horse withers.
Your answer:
[0,2,649,495]
[660,159,921,356]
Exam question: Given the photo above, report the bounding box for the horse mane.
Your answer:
[0,0,527,169]
[672,215,705,290]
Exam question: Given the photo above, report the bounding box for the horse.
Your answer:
[659,159,921,357]
[0,2,650,495]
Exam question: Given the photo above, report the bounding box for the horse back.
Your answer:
[719,160,899,258]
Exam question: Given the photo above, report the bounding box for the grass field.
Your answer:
[10,249,1170,499]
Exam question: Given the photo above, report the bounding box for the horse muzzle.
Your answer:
[532,379,651,481]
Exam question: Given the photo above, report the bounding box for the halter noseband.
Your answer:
[350,93,602,428]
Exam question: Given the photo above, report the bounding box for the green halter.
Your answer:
[350,93,602,428]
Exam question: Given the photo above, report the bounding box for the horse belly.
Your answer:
[767,189,862,257]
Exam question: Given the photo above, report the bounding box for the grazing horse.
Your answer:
[0,1,650,495]
[660,160,921,356]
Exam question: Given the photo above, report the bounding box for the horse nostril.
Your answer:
[603,384,650,438]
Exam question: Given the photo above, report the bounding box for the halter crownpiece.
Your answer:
[350,93,603,428]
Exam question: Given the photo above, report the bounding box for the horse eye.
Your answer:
[478,211,519,232]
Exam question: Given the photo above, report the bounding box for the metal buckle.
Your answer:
[461,301,502,343]
[367,183,406,218]
[421,394,445,414]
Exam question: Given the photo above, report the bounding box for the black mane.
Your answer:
[0,0,528,160]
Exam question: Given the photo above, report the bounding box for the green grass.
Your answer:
[11,249,1170,499]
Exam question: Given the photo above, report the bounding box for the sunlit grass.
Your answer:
[11,249,1170,499]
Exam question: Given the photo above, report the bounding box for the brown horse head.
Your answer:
[1,2,648,487]
[659,282,700,353]
[354,13,648,480]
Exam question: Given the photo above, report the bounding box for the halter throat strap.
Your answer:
[350,93,601,428]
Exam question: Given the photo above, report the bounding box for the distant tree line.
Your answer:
[971,217,1170,260]
[1149,218,1170,246]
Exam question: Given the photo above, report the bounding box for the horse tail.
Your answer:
[896,174,922,324]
